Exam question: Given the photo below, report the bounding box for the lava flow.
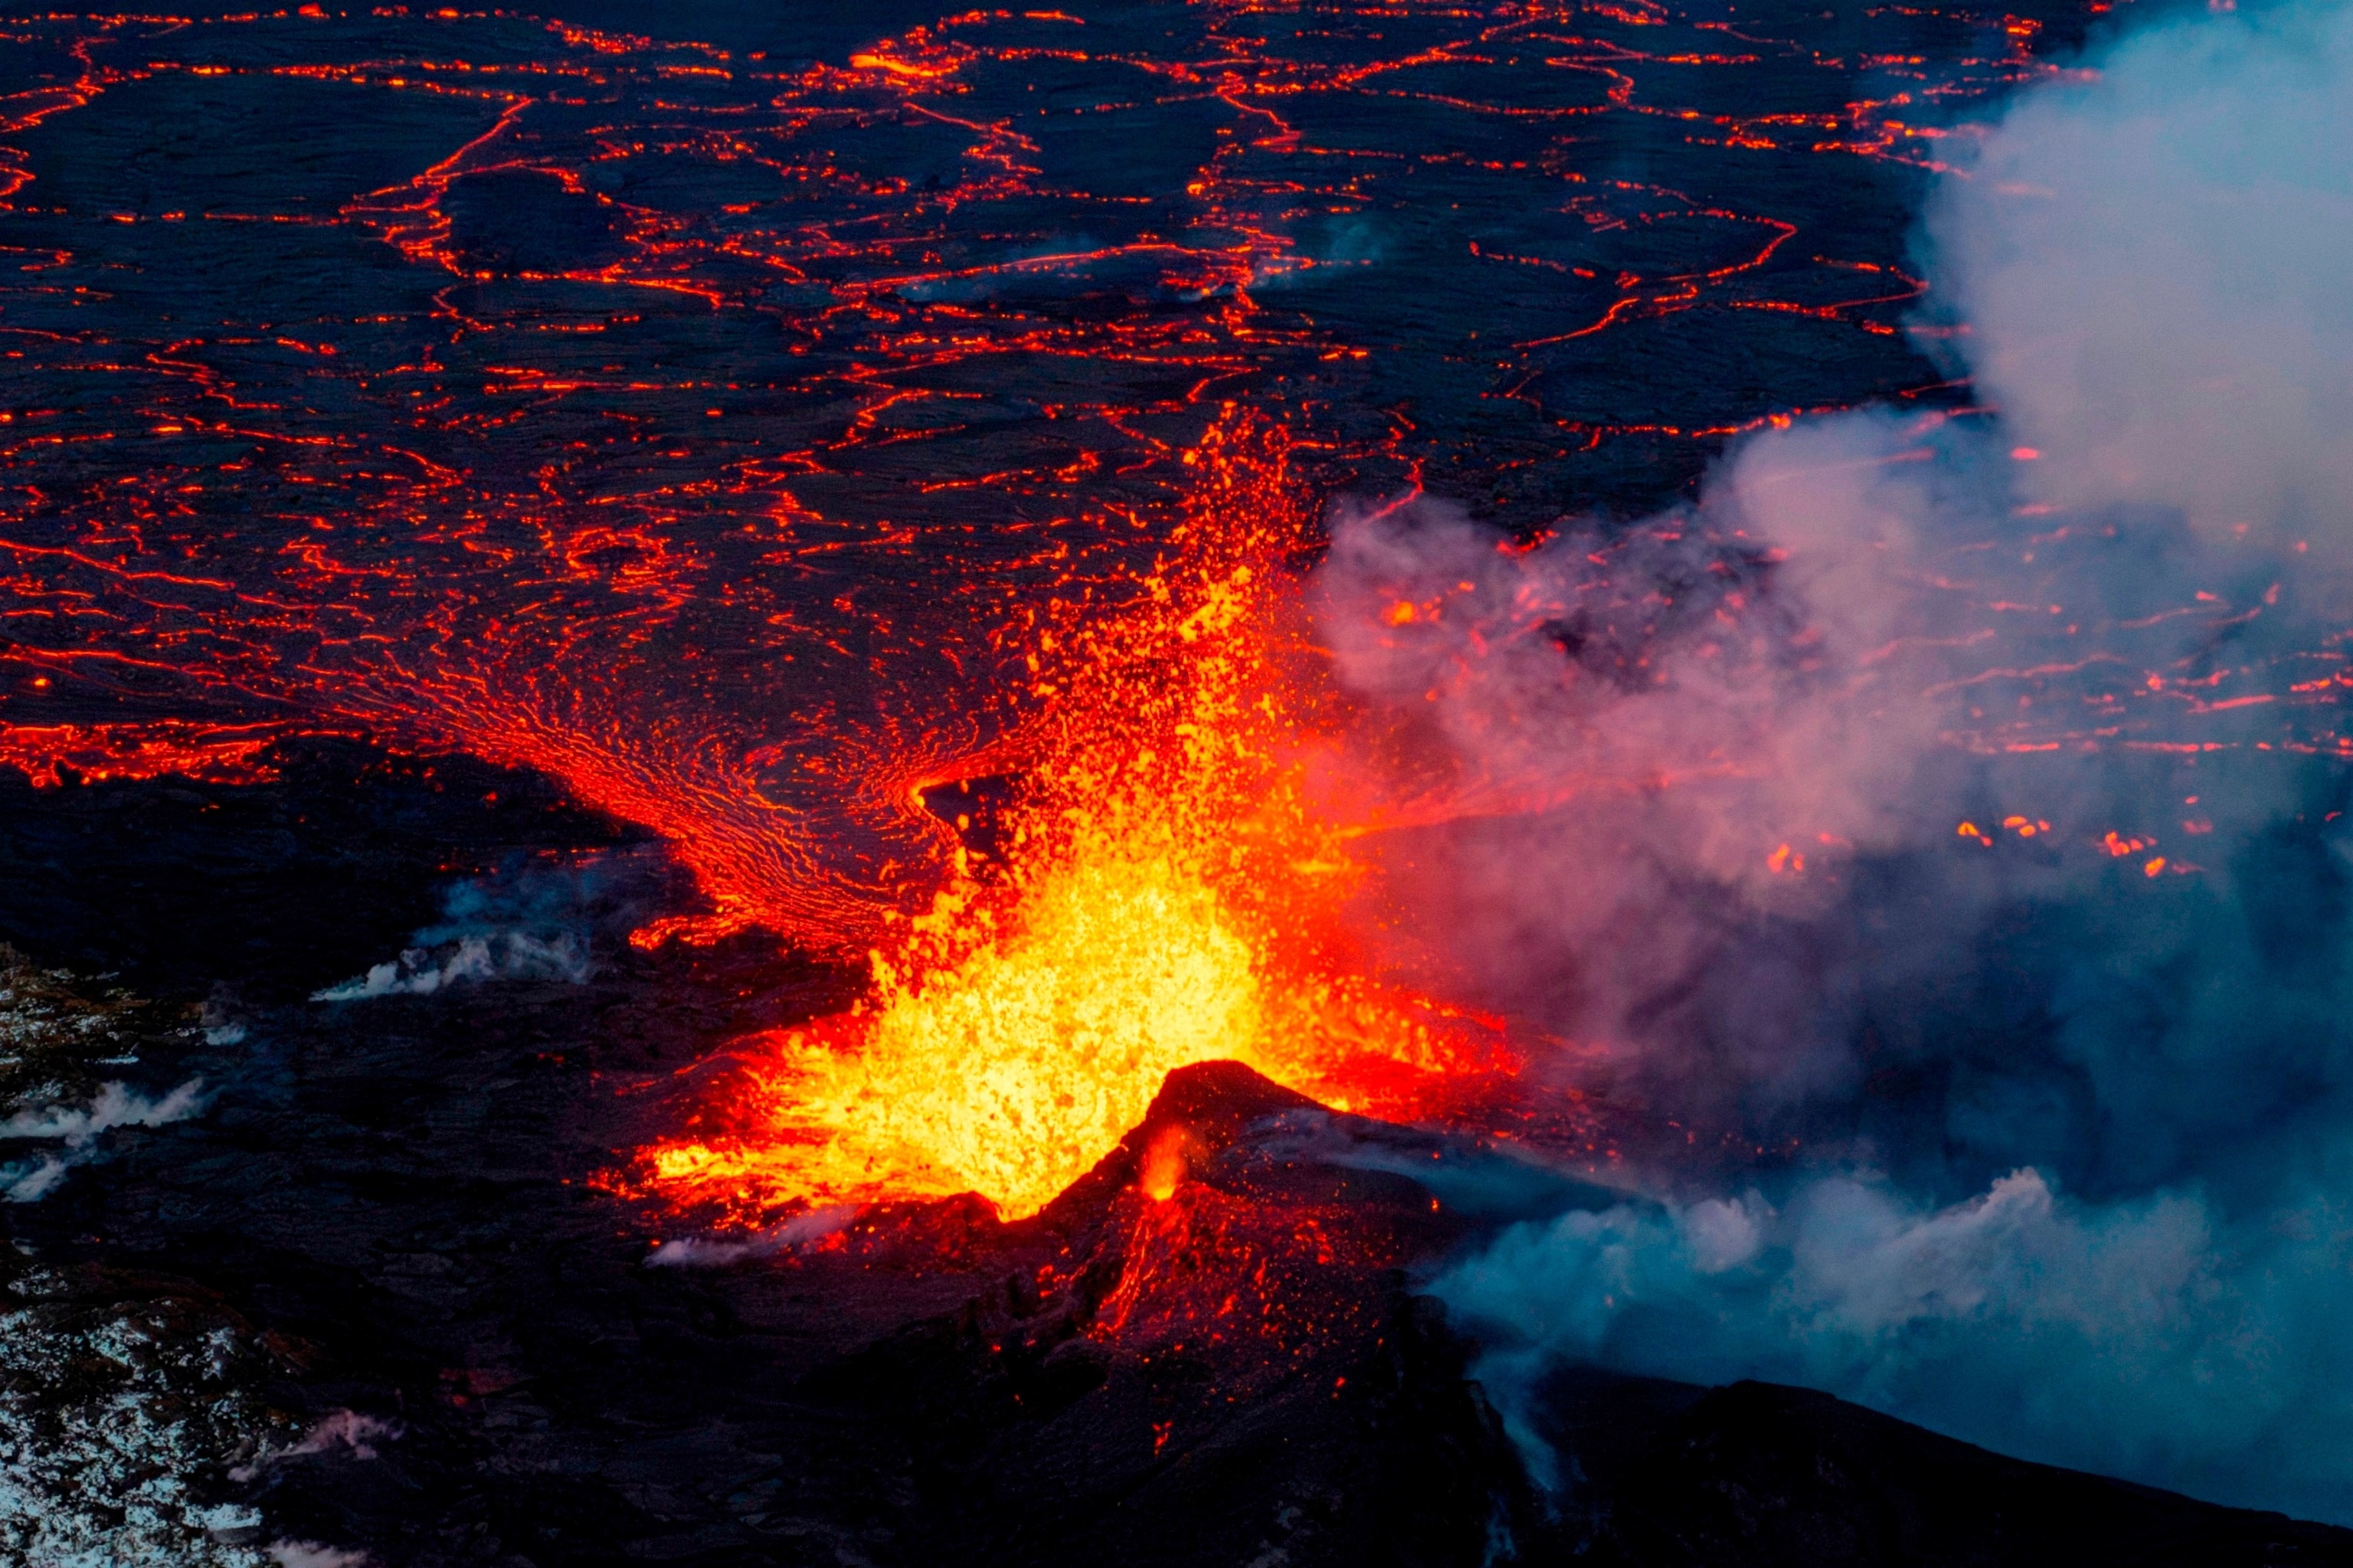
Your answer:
[0,1,2174,1216]
[637,417,1513,1220]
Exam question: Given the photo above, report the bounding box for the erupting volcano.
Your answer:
[633,419,1526,1220]
[8,0,2353,1564]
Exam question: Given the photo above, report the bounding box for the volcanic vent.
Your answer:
[11,0,2353,1563]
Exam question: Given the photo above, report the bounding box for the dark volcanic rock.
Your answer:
[0,735,650,1002]
[5,761,2352,1566]
[800,1062,1547,1567]
[1540,1367,2353,1567]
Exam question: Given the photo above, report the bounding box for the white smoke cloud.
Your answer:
[2,1079,207,1202]
[1926,0,2353,558]
[268,1541,373,1568]
[312,932,587,1003]
[643,1203,859,1268]
[309,855,646,1003]
[1317,0,2353,1522]
[1314,435,1981,1115]
[230,1409,401,1483]
[0,1078,205,1144]
[1432,1167,2353,1511]
[1318,404,1964,891]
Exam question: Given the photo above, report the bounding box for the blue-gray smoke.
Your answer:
[1312,0,2353,1524]
[309,849,663,1001]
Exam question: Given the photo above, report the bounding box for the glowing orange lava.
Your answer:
[639,417,1510,1220]
[0,720,290,790]
[0,2,2148,1229]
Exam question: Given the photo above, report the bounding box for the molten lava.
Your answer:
[0,2,2214,1226]
[641,419,1509,1219]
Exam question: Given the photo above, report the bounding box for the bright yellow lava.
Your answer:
[784,847,1266,1215]
[640,417,1501,1220]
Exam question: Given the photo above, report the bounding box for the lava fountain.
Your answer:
[637,416,1516,1220]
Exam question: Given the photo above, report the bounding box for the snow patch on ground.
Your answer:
[1,1270,255,1565]
[0,1262,382,1566]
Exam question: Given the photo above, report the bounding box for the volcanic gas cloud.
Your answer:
[650,0,2353,1527]
[1378,0,2353,1527]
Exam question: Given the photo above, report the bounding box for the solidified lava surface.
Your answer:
[0,0,2103,936]
[8,2,2353,1566]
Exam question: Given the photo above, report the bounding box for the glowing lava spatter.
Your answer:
[640,418,1510,1219]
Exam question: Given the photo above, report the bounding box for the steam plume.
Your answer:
[308,855,640,1001]
[1,1079,207,1202]
[1317,0,2353,1522]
